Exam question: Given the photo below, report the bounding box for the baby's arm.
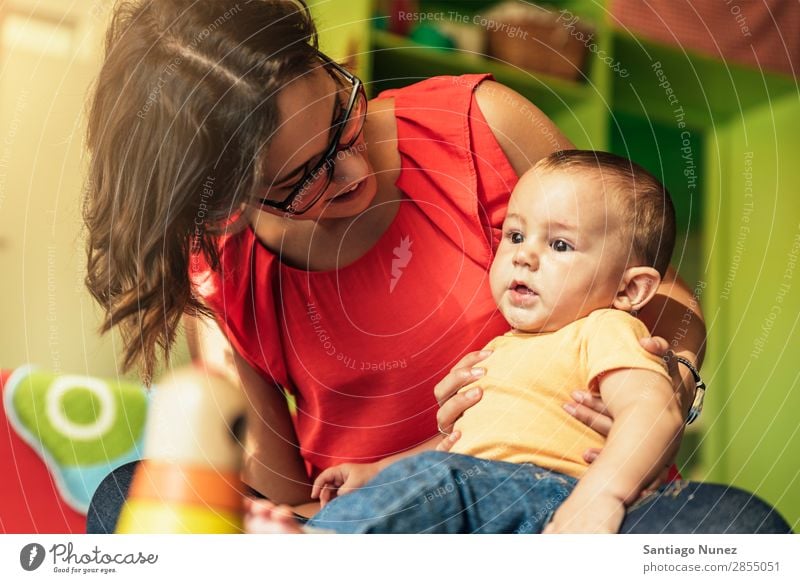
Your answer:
[545,367,684,533]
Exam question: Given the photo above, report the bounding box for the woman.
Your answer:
[84,0,789,533]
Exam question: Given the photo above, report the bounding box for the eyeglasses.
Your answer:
[257,52,367,215]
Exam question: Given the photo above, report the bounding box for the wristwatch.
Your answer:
[675,356,706,425]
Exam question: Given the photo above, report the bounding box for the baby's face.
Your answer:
[490,168,632,333]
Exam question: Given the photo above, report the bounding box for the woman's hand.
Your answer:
[436,430,462,452]
[311,462,381,508]
[434,349,492,438]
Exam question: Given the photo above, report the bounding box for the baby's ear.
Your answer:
[612,267,662,313]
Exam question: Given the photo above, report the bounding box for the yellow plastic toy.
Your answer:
[116,364,246,533]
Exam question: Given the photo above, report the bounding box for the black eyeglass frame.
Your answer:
[257,52,366,215]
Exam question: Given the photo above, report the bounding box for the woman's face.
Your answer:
[256,66,377,221]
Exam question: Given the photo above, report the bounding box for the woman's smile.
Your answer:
[326,176,367,203]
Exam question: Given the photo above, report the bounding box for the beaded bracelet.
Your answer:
[675,356,706,425]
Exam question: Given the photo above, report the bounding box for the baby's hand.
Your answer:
[311,462,382,508]
[244,499,304,534]
[543,492,625,534]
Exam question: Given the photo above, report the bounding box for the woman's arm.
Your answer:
[635,266,706,419]
[183,313,313,507]
[639,265,706,368]
[474,80,574,175]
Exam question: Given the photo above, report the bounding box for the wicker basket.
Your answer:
[483,2,592,81]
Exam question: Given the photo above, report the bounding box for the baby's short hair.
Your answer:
[532,150,676,277]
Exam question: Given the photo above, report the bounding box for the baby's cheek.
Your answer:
[488,264,507,303]
[544,294,586,326]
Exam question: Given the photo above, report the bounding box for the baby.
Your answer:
[248,150,684,534]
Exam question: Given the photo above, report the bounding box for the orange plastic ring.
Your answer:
[128,461,244,513]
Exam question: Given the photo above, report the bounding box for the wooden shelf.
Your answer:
[370,30,593,111]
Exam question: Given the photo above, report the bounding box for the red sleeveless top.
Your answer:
[190,74,519,478]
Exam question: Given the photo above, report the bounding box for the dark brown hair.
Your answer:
[83,0,318,385]
[533,150,676,277]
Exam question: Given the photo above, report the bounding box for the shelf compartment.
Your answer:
[370,29,594,112]
[611,28,798,129]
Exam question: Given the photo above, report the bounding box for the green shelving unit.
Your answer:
[371,29,593,105]
[611,28,798,128]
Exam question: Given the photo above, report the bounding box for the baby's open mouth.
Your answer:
[509,281,536,295]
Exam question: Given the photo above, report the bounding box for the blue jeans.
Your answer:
[86,461,138,534]
[87,453,792,534]
[307,452,791,533]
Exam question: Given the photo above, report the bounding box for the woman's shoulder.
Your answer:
[379,74,495,155]
[374,74,493,104]
[374,75,571,176]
